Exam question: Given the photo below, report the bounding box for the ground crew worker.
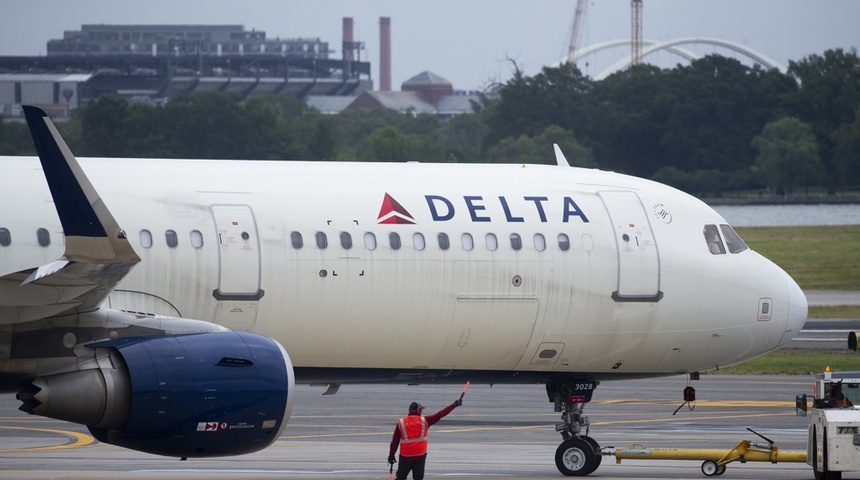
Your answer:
[827,381,853,407]
[388,398,461,480]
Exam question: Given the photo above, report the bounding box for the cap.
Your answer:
[409,402,424,412]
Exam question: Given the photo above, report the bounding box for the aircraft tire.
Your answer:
[555,437,597,476]
[581,435,602,469]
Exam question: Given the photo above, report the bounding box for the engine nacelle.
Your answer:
[17,331,294,457]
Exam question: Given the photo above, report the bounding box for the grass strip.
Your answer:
[737,225,860,291]
[809,306,860,318]
[711,349,860,375]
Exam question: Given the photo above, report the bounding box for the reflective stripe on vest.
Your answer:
[398,415,429,456]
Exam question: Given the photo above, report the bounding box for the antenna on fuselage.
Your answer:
[553,144,571,167]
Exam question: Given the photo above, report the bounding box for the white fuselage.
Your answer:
[0,157,806,381]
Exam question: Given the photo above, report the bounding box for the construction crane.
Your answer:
[631,0,643,65]
[567,0,589,64]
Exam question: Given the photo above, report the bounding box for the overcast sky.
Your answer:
[3,1,858,91]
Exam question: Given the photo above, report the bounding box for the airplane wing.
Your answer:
[0,106,140,324]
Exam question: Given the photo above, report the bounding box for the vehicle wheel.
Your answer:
[823,430,842,480]
[813,427,823,480]
[555,438,596,476]
[715,464,726,476]
[701,460,718,476]
[581,435,602,470]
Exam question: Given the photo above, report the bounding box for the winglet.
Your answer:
[553,144,571,167]
[22,106,139,264]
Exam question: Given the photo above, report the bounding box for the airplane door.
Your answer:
[599,191,662,301]
[211,205,264,300]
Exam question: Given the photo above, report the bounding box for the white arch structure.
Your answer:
[549,39,697,72]
[563,38,785,81]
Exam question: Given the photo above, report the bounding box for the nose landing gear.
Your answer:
[547,380,601,476]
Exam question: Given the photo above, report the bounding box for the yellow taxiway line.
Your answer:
[0,426,95,452]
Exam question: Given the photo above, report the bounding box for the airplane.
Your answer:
[0,105,807,476]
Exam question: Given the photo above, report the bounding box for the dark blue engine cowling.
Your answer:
[89,331,294,457]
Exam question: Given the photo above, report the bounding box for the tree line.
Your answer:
[1,48,858,198]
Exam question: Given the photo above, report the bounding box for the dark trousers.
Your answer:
[395,453,427,480]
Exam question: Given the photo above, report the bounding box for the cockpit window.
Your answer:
[703,224,726,255]
[720,224,748,254]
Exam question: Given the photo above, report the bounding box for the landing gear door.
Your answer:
[211,205,264,300]
[598,191,662,302]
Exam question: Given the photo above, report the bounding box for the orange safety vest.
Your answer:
[397,415,429,456]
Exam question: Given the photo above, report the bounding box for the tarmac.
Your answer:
[805,290,860,306]
[0,375,839,480]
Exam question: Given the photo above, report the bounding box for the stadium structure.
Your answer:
[0,24,372,118]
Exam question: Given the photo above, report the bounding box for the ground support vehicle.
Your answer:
[796,368,860,480]
[607,428,806,477]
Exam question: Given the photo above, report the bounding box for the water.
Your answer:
[712,204,860,227]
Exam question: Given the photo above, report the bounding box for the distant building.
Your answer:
[314,71,480,119]
[0,25,479,121]
[346,90,437,115]
[47,25,329,59]
[305,96,358,115]
[0,74,88,118]
[401,71,453,105]
[0,24,371,117]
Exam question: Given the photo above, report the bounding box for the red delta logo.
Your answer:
[377,193,416,224]
[197,422,221,432]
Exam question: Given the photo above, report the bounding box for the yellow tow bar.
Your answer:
[610,429,807,477]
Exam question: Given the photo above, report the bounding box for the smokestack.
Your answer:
[342,17,354,62]
[379,17,391,91]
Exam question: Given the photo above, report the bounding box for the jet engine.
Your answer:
[17,331,294,458]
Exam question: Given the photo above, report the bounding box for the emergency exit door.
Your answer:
[211,205,263,300]
[598,191,662,302]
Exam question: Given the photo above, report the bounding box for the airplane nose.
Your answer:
[781,274,808,346]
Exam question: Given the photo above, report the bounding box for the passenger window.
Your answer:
[0,228,9,247]
[389,232,401,250]
[340,232,352,250]
[165,230,178,248]
[438,233,450,251]
[510,233,522,251]
[316,232,328,249]
[703,224,726,255]
[720,224,748,254]
[364,232,377,251]
[461,233,474,251]
[190,230,204,249]
[413,232,425,251]
[291,231,303,249]
[558,233,570,251]
[486,233,498,251]
[139,229,153,248]
[534,233,546,252]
